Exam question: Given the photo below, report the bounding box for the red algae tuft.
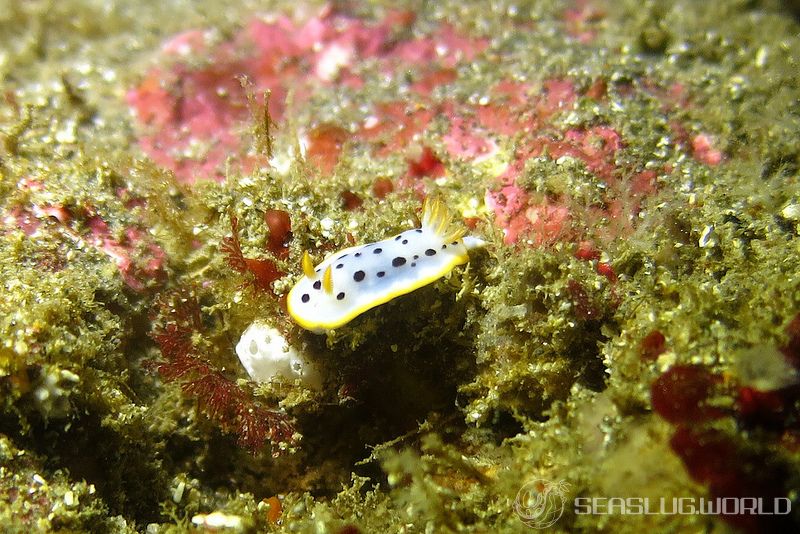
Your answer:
[732,318,800,429]
[669,426,794,533]
[669,426,738,492]
[406,145,446,179]
[221,215,284,295]
[595,262,617,283]
[566,279,600,322]
[654,318,800,531]
[371,177,394,199]
[264,209,292,259]
[150,289,295,455]
[735,386,788,428]
[640,330,667,361]
[780,313,800,368]
[651,365,725,424]
[340,191,364,211]
[574,241,601,261]
[306,123,349,174]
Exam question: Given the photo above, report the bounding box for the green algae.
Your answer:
[0,0,799,532]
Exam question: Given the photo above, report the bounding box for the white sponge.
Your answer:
[235,322,322,389]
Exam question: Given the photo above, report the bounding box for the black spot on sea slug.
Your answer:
[313,280,322,290]
[415,229,423,233]
[392,257,406,267]
[413,255,419,260]
[402,239,408,245]
[441,244,447,249]
[338,254,349,260]
[336,263,344,269]
[395,235,402,241]
[337,292,345,300]
[373,248,382,254]
[425,248,436,256]
[353,270,365,282]
[377,271,385,277]
[301,294,310,303]
[355,252,362,257]
[411,262,416,267]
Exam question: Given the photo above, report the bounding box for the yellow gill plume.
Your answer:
[422,196,466,243]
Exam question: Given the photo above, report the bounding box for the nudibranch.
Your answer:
[287,198,485,333]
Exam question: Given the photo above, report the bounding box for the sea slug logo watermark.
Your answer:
[573,496,792,516]
[513,479,793,528]
[513,479,570,529]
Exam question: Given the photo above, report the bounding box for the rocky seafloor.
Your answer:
[1,0,799,532]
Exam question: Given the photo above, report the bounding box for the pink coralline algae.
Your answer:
[476,78,723,251]
[356,77,613,245]
[484,186,572,246]
[127,9,487,183]
[443,110,497,163]
[452,79,627,246]
[563,0,605,44]
[85,218,166,292]
[3,206,43,236]
[691,133,724,166]
[2,184,166,292]
[482,122,621,246]
[359,102,437,158]
[128,6,722,263]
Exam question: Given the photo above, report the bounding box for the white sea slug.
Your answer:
[287,197,485,333]
[235,322,322,389]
